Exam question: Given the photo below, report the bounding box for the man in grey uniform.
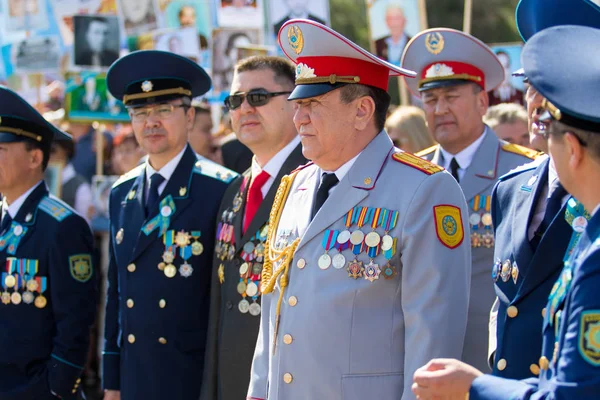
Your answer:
[246,19,471,400]
[402,28,540,372]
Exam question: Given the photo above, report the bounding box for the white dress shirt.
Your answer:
[1,181,44,220]
[319,151,362,195]
[145,146,187,197]
[439,129,488,181]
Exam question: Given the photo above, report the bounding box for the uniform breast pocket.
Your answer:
[342,372,403,400]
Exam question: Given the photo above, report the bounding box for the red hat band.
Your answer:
[419,61,485,90]
[295,56,390,91]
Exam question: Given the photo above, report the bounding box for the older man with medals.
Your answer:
[402,29,540,372]
[246,20,471,400]
[0,87,97,399]
[102,51,237,400]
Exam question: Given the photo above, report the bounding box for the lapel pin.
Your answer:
[128,190,136,200]
[13,225,23,236]
[487,170,494,176]
[25,213,32,222]
[116,228,124,245]
[179,187,187,196]
[161,206,172,217]
[363,177,372,185]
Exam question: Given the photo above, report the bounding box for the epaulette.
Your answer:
[113,164,144,188]
[194,159,238,183]
[38,196,73,222]
[290,161,314,174]
[498,154,548,181]
[415,145,437,157]
[501,142,544,160]
[392,151,444,175]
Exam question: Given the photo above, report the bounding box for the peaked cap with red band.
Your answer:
[278,19,416,100]
[401,28,504,96]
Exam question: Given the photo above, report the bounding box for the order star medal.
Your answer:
[162,250,175,264]
[179,263,193,278]
[381,263,397,280]
[175,230,191,247]
[363,260,381,282]
[347,260,364,279]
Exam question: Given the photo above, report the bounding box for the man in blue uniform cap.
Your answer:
[488,0,600,381]
[0,86,97,399]
[411,24,600,400]
[101,51,237,400]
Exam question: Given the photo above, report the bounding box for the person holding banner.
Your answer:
[403,28,539,373]
[101,51,237,400]
[0,86,97,399]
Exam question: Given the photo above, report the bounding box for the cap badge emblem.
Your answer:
[425,32,444,55]
[296,63,316,79]
[425,63,454,78]
[288,25,304,55]
[141,80,153,93]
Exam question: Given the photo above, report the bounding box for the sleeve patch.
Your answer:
[502,143,543,160]
[579,310,600,366]
[69,254,93,282]
[38,197,72,221]
[194,159,238,183]
[392,152,444,175]
[433,205,464,249]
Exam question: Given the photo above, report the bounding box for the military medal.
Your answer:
[5,274,15,288]
[237,281,247,295]
[363,261,381,282]
[164,264,177,278]
[162,231,176,271]
[469,211,482,248]
[238,299,250,313]
[500,260,512,282]
[22,291,34,304]
[319,230,339,270]
[246,281,259,297]
[332,229,351,269]
[240,262,250,277]
[347,260,364,279]
[492,259,501,282]
[252,263,263,276]
[161,205,173,217]
[218,263,225,284]
[191,231,203,256]
[1,291,10,304]
[27,279,38,292]
[175,230,191,247]
[35,294,47,309]
[332,253,346,269]
[162,250,175,264]
[115,228,124,245]
[381,263,397,279]
[179,244,193,277]
[13,225,23,236]
[11,291,21,305]
[249,302,261,316]
[511,261,519,284]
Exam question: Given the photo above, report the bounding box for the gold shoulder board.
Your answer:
[502,143,543,160]
[392,152,443,175]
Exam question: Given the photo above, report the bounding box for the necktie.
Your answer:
[531,182,566,250]
[145,173,165,217]
[311,173,339,220]
[0,212,12,235]
[450,157,460,183]
[243,170,270,234]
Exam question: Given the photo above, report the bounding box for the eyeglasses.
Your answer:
[128,103,187,122]
[224,89,291,111]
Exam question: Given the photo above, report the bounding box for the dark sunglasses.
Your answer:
[224,89,291,110]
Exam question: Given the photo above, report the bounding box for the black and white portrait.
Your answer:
[118,0,158,36]
[14,35,61,73]
[212,28,260,96]
[73,15,120,69]
[270,0,329,36]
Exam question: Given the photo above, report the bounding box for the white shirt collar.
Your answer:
[2,181,44,219]
[145,145,187,194]
[61,163,76,184]
[250,136,301,197]
[548,157,559,196]
[320,151,362,185]
[439,128,487,171]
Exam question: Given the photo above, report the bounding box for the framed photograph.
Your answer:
[117,0,158,36]
[2,0,49,33]
[65,72,129,122]
[44,162,63,198]
[51,0,118,46]
[368,0,425,66]
[135,27,201,62]
[161,0,212,50]
[211,28,260,98]
[488,42,526,107]
[217,0,263,28]
[73,15,120,69]
[12,35,61,73]
[269,0,329,37]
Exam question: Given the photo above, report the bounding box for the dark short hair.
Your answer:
[339,84,391,132]
[550,119,600,160]
[24,141,49,171]
[235,56,296,89]
[178,5,195,18]
[193,103,211,118]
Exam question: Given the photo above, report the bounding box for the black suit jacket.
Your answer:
[199,143,307,400]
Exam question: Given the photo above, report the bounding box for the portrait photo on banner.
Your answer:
[117,0,158,36]
[65,72,128,122]
[73,15,120,69]
[2,0,49,33]
[211,28,260,98]
[131,27,201,64]
[217,0,263,28]
[269,0,330,37]
[368,0,425,66]
[52,0,118,46]
[91,175,119,231]
[488,43,526,107]
[12,35,61,73]
[161,0,212,50]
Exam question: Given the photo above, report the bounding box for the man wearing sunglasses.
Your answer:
[486,0,600,382]
[246,20,471,400]
[102,50,237,400]
[200,56,306,400]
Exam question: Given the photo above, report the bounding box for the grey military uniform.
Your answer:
[417,127,537,372]
[247,132,471,400]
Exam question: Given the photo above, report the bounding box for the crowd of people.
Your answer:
[1,0,600,399]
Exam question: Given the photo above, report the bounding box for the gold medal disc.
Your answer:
[164,264,177,278]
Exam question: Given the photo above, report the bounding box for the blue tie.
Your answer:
[145,173,165,217]
[0,212,12,235]
[531,182,566,250]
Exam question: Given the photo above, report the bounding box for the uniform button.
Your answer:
[283,334,293,345]
[530,363,540,376]
[159,299,166,308]
[539,356,549,370]
[226,301,233,310]
[127,263,136,272]
[76,378,81,383]
[497,358,507,371]
[128,334,135,344]
[541,307,547,318]
[283,373,293,384]
[296,259,306,269]
[288,296,298,307]
[507,306,518,318]
[127,299,134,308]
[158,337,167,344]
[72,389,77,394]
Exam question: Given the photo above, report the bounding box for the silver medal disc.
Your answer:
[249,302,261,316]
[350,230,365,246]
[364,231,381,247]
[381,235,393,251]
[318,254,332,270]
[238,299,250,313]
[332,253,346,269]
[246,281,259,297]
[337,230,351,244]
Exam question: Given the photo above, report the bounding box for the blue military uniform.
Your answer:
[470,25,600,399]
[101,51,237,399]
[0,87,97,399]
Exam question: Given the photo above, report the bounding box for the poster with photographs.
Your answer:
[117,0,159,36]
[132,27,201,63]
[211,28,260,98]
[44,162,63,198]
[217,0,263,28]
[161,1,211,49]
[488,43,525,107]
[2,0,50,33]
[269,0,329,37]
[368,0,424,66]
[65,72,129,122]
[13,35,61,73]
[51,0,118,46]
[73,15,120,69]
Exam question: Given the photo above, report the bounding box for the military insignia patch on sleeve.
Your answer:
[69,254,93,282]
[433,205,464,249]
[579,310,600,366]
